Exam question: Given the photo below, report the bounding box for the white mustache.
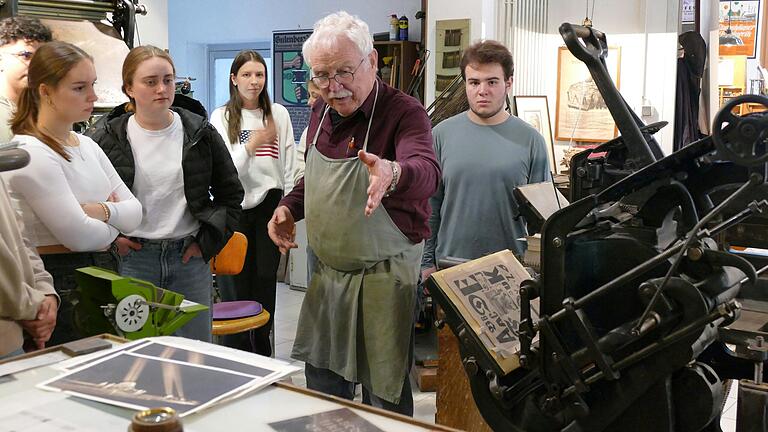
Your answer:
[328,89,352,99]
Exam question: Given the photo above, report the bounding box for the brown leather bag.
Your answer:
[210,231,248,275]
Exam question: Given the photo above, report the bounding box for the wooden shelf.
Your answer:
[719,86,744,113]
[374,40,423,105]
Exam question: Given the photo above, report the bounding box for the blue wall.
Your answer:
[168,0,422,110]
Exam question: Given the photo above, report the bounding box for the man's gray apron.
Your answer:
[291,85,422,403]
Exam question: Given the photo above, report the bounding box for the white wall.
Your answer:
[424,1,494,105]
[701,0,719,131]
[135,0,168,49]
[168,0,422,110]
[545,0,679,157]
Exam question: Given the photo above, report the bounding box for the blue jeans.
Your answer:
[41,251,118,345]
[119,237,212,342]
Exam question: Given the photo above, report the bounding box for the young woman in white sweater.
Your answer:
[210,50,297,356]
[2,41,142,345]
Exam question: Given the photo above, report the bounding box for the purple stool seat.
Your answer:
[212,300,263,320]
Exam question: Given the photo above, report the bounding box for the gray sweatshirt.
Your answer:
[422,112,551,268]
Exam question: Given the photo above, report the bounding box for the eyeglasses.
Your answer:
[310,58,365,89]
[4,50,34,62]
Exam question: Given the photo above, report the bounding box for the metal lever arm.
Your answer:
[559,23,656,166]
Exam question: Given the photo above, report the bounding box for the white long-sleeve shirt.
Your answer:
[210,104,297,209]
[295,126,308,185]
[2,133,142,251]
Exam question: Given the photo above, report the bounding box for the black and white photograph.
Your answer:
[40,351,259,416]
[131,342,275,378]
[269,408,385,432]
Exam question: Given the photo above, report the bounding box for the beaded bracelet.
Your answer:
[99,202,111,222]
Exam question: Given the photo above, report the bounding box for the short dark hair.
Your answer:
[460,40,514,80]
[0,17,52,47]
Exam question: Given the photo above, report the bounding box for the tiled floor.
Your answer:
[272,282,438,424]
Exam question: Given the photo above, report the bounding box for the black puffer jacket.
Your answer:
[85,99,244,262]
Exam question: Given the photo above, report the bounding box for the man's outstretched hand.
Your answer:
[358,150,394,217]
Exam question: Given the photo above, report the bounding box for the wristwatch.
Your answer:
[386,160,401,197]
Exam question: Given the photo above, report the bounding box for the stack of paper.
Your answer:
[523,234,542,271]
[431,251,539,374]
[39,336,301,417]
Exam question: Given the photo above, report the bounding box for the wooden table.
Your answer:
[0,335,463,432]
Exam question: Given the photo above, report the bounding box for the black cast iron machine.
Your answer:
[427,23,768,431]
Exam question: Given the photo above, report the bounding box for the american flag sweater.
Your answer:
[210,104,297,209]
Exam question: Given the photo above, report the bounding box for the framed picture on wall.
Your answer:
[555,46,621,143]
[273,29,313,142]
[719,0,761,58]
[513,95,558,174]
[435,19,470,96]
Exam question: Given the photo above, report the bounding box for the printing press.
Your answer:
[0,0,146,48]
[427,23,768,432]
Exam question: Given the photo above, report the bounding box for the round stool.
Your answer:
[212,300,270,336]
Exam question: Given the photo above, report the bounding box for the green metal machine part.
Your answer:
[74,266,208,340]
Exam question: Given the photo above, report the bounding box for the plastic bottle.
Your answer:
[380,57,392,83]
[389,14,399,41]
[398,15,409,41]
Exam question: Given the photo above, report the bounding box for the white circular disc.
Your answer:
[115,294,150,333]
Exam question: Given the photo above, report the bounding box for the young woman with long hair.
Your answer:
[2,41,142,345]
[86,45,243,342]
[210,50,297,355]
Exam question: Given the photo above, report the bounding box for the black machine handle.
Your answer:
[437,256,469,270]
[559,23,657,167]
[560,23,607,60]
[0,148,30,173]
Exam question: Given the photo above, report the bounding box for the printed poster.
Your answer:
[719,0,761,57]
[273,30,314,142]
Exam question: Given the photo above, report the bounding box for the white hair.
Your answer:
[302,11,373,68]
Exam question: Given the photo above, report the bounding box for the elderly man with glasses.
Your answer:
[0,17,52,143]
[268,11,440,416]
